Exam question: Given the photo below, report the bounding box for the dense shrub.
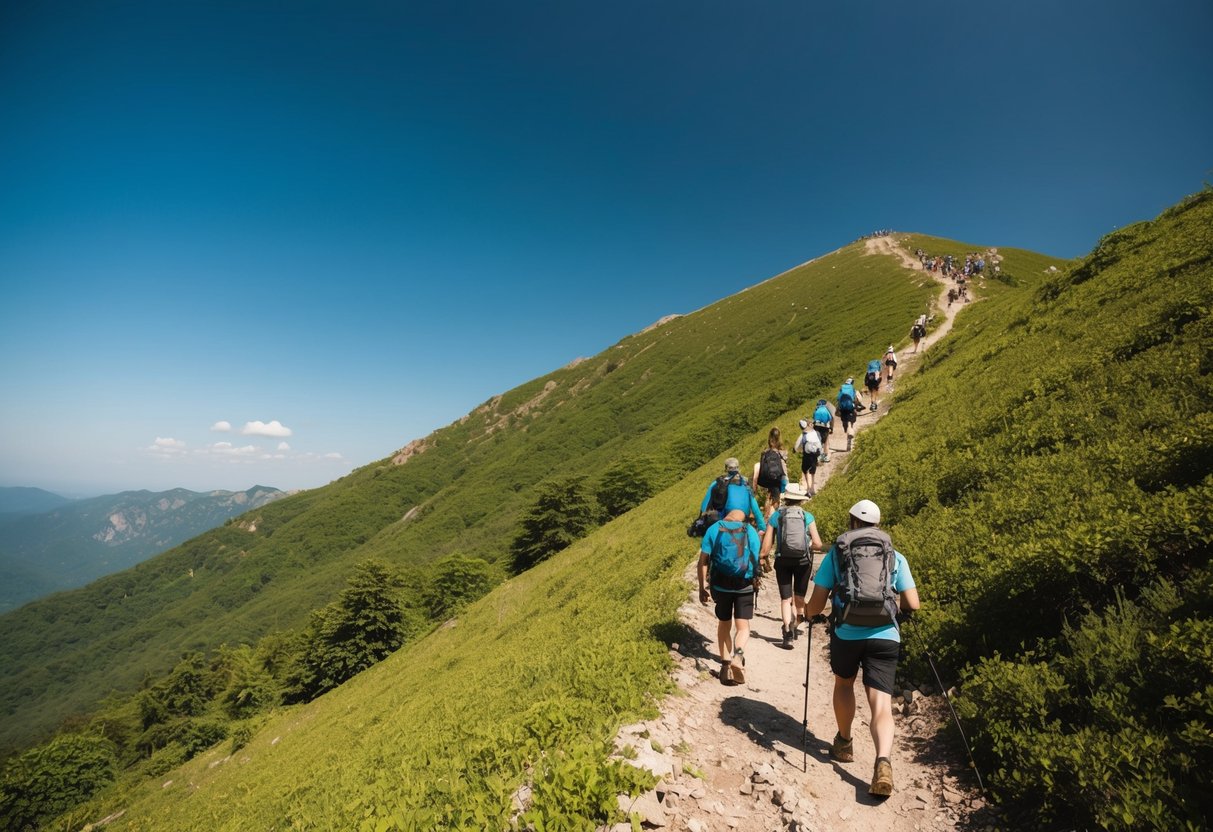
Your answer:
[0,733,116,831]
[510,478,599,572]
[421,554,501,620]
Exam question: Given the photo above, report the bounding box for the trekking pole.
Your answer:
[904,620,987,794]
[801,615,812,772]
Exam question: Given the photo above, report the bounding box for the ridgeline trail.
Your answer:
[609,236,999,832]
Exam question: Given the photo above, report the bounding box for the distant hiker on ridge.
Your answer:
[759,484,823,649]
[883,345,898,390]
[698,508,762,685]
[697,458,767,532]
[753,427,789,521]
[804,499,920,797]
[911,315,927,353]
[812,399,833,464]
[793,419,824,495]
[837,378,860,452]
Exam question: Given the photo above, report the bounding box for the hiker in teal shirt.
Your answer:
[697,509,762,687]
[697,458,767,532]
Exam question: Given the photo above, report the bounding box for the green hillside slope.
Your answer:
[0,242,934,754]
[67,192,1210,831]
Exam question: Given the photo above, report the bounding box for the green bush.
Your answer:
[511,478,599,572]
[0,733,116,831]
[420,554,501,620]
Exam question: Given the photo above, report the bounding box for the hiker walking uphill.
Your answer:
[805,499,920,798]
[758,484,823,649]
[883,345,898,389]
[911,315,927,353]
[793,419,824,495]
[753,427,789,520]
[811,399,833,464]
[864,358,884,412]
[693,458,767,535]
[836,378,861,452]
[698,509,762,686]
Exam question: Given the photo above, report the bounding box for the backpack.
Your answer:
[838,385,856,413]
[708,475,733,512]
[867,359,882,375]
[832,527,899,627]
[757,449,783,489]
[813,405,832,427]
[911,324,924,339]
[709,523,756,583]
[798,429,822,455]
[777,506,810,563]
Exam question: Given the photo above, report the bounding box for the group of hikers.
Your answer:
[688,355,922,798]
[858,229,894,241]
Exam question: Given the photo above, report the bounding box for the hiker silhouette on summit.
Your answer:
[804,499,919,797]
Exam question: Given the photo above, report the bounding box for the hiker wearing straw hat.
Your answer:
[759,483,823,650]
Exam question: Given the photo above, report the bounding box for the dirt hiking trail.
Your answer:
[608,237,999,832]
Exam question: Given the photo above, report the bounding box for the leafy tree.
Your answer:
[286,560,416,701]
[421,555,501,620]
[510,478,599,573]
[596,458,655,519]
[0,733,116,831]
[218,644,280,719]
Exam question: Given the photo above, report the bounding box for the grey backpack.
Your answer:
[832,527,898,627]
[777,506,810,563]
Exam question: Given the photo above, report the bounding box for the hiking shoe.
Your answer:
[781,626,794,650]
[720,661,733,685]
[730,649,747,685]
[829,733,854,762]
[870,757,893,796]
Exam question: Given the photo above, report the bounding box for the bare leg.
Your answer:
[833,675,857,740]
[734,618,751,654]
[717,619,733,663]
[866,686,895,758]
[780,596,794,629]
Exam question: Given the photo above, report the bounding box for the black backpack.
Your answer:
[831,527,899,627]
[757,449,783,489]
[708,475,735,512]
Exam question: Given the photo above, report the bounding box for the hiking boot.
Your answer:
[730,648,746,685]
[829,733,854,762]
[781,626,794,650]
[870,757,893,796]
[720,661,732,685]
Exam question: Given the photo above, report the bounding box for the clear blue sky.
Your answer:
[2,1,1210,496]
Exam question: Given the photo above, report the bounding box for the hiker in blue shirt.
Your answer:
[697,509,762,686]
[758,484,823,649]
[805,499,920,797]
[697,458,767,532]
[837,378,862,452]
[864,359,883,412]
[812,399,833,463]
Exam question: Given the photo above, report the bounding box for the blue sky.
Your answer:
[2,1,1210,496]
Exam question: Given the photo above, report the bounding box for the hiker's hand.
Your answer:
[896,609,915,624]
[699,587,710,605]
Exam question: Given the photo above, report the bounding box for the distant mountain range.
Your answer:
[0,485,285,611]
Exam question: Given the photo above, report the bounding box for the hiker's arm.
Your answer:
[900,587,920,612]
[699,485,712,514]
[697,554,710,604]
[750,495,767,532]
[807,521,823,553]
[759,525,775,558]
[805,585,830,618]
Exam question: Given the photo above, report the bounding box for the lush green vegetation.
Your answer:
[807,192,1212,829]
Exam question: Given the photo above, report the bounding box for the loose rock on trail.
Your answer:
[608,237,994,832]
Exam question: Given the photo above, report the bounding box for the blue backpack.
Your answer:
[867,359,882,375]
[839,384,857,413]
[710,523,756,581]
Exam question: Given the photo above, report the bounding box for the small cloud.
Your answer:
[209,442,259,457]
[241,420,292,438]
[324,452,343,460]
[277,441,291,451]
[210,420,232,433]
[153,437,186,450]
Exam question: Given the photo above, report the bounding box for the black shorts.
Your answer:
[800,452,818,475]
[774,559,811,599]
[713,589,755,621]
[865,373,880,392]
[839,409,856,428]
[762,484,780,504]
[829,634,899,694]
[814,425,830,445]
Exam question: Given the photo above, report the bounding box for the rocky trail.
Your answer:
[606,237,999,832]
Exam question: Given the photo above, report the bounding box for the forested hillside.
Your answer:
[0,242,933,755]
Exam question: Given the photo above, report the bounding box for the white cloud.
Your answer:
[209,442,260,457]
[153,437,186,450]
[277,441,291,451]
[324,452,344,460]
[210,420,232,433]
[241,420,293,438]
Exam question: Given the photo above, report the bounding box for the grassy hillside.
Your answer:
[0,241,934,755]
[64,191,1211,831]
